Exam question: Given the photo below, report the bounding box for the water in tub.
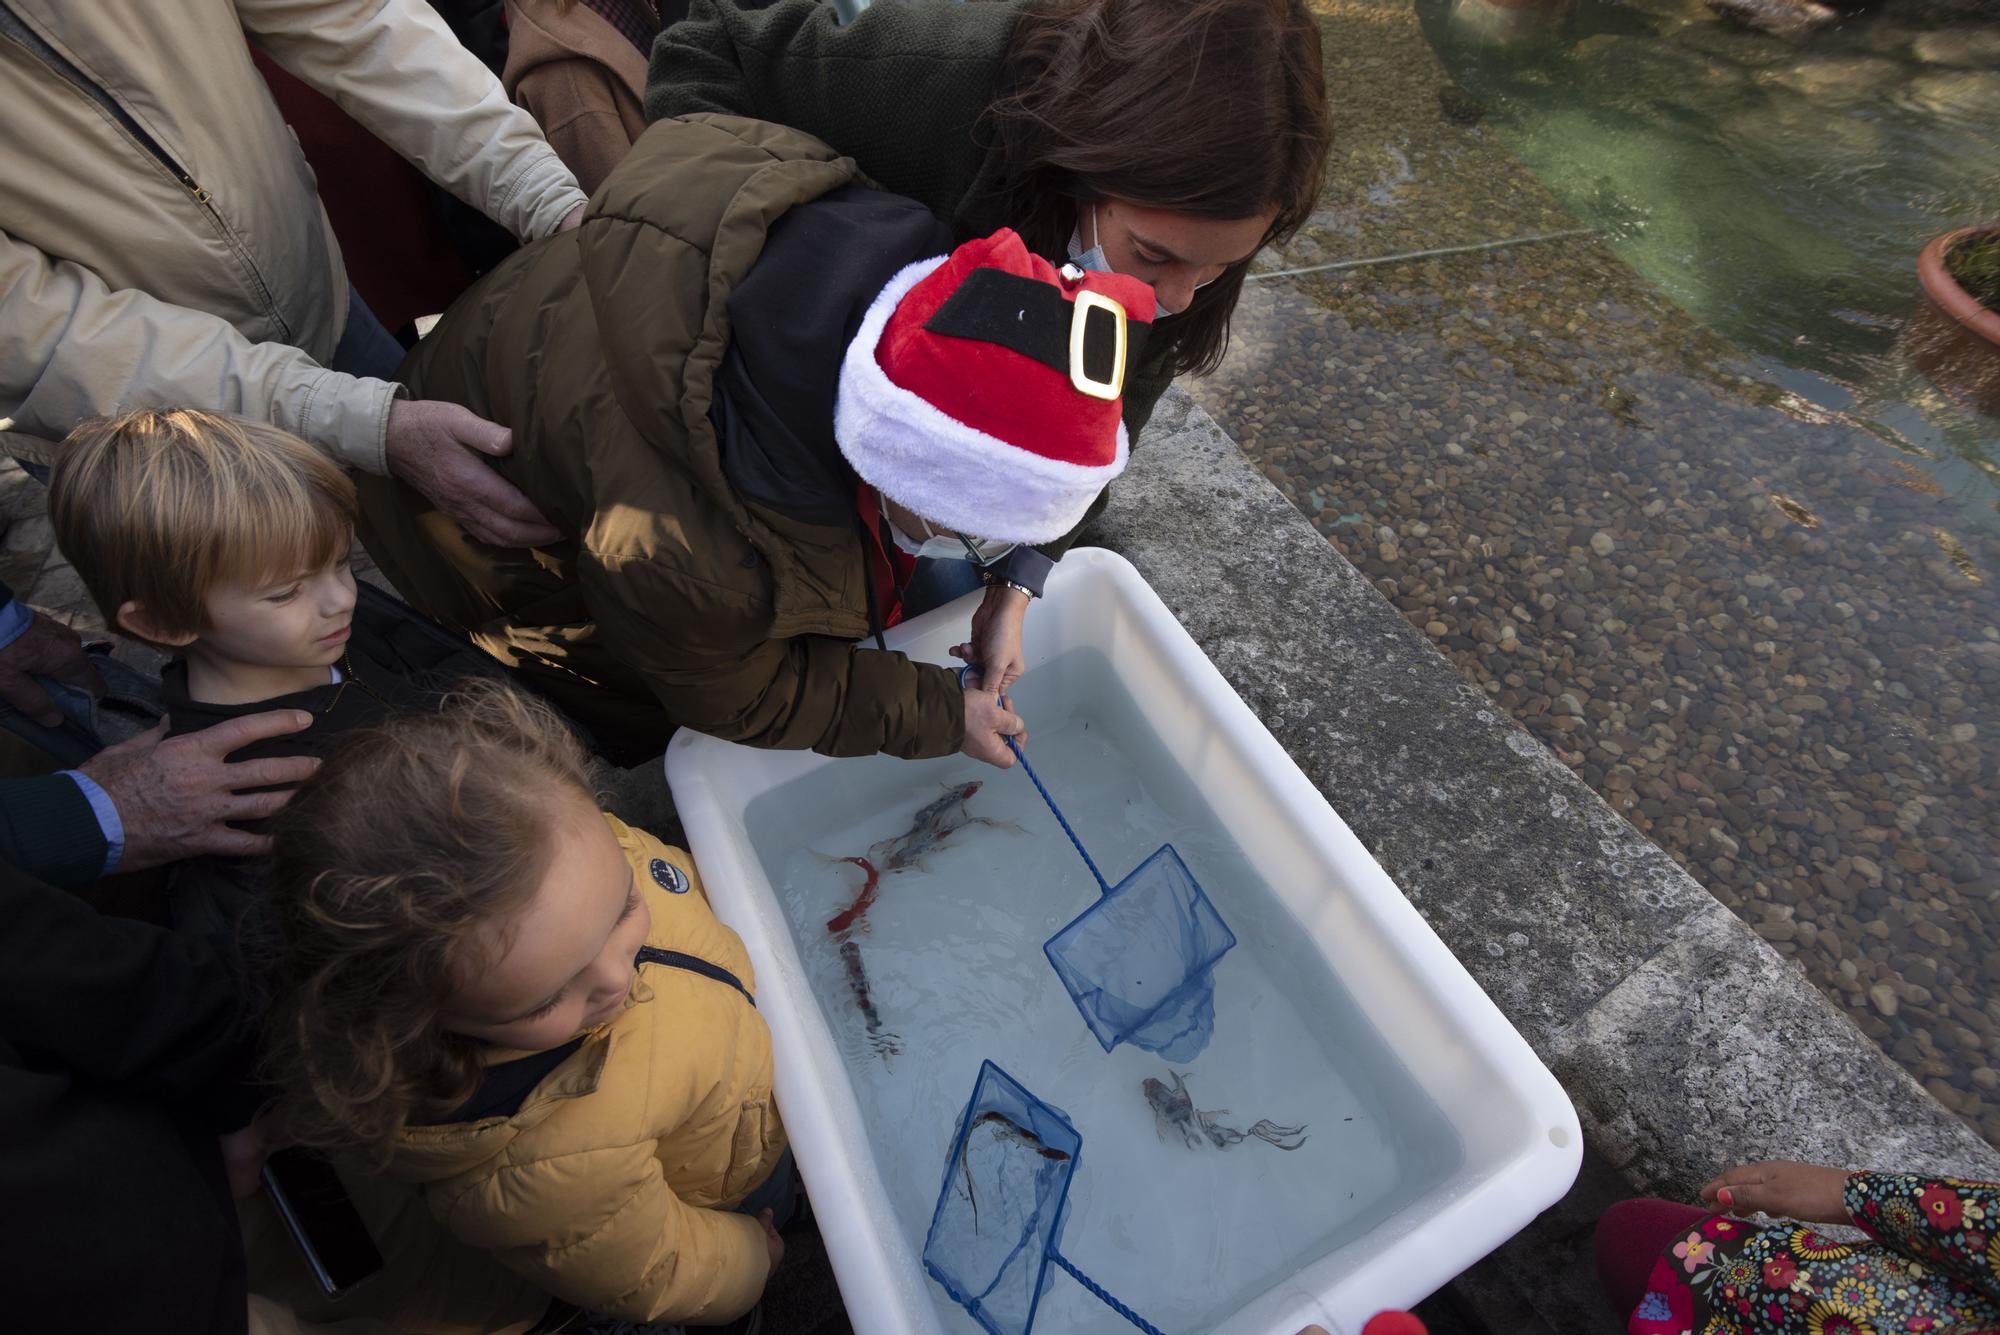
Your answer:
[747,647,1462,1334]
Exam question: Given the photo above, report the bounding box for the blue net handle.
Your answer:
[1006,737,1112,897]
[958,665,1112,897]
[1050,1253,1167,1335]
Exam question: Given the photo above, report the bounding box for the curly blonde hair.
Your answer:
[262,680,596,1158]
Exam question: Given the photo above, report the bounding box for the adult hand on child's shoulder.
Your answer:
[1701,1160,1853,1224]
[80,711,319,870]
[0,608,102,727]
[385,400,563,549]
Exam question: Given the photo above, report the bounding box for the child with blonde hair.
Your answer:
[257,681,790,1331]
[50,408,502,775]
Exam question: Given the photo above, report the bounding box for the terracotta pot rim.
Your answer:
[1919,225,2000,349]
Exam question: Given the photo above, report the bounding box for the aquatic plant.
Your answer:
[1945,230,2000,314]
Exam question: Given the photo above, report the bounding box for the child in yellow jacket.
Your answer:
[257,680,790,1330]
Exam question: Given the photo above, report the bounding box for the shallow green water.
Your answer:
[1416,0,2000,505]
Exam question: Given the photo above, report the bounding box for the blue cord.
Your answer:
[959,665,1111,896]
[1051,1253,1167,1335]
[1005,736,1112,897]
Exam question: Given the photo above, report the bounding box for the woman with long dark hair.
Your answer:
[646,0,1329,678]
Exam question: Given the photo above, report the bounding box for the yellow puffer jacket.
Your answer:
[387,815,786,1324]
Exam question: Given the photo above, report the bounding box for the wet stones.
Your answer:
[1437,85,1487,126]
[1214,0,2000,1153]
[1707,0,1838,42]
[1196,225,2000,1152]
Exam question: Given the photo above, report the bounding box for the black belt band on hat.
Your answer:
[924,268,1150,396]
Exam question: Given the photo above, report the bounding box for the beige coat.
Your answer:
[503,0,650,196]
[0,0,587,473]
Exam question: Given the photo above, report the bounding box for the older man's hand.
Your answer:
[79,712,320,870]
[0,610,103,727]
[385,399,562,548]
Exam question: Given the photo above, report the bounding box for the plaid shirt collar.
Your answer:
[579,0,660,56]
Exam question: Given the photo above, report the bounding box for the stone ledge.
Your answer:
[1089,388,2000,1204]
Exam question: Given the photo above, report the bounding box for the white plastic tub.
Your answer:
[665,548,1580,1335]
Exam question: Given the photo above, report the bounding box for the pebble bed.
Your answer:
[1190,0,2000,1150]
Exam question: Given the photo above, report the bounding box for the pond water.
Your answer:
[1416,0,2000,508]
[1190,0,2000,1153]
[744,647,1460,1335]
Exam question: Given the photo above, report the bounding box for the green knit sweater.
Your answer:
[644,0,1173,450]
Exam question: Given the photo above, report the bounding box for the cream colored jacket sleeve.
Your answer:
[0,229,400,474]
[239,0,588,243]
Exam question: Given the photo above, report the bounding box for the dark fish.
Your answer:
[958,1110,1070,1234]
[1936,529,1982,584]
[870,781,996,873]
[970,1110,1070,1162]
[838,939,900,1060]
[1142,1070,1308,1152]
[825,781,1013,938]
[1768,493,1819,529]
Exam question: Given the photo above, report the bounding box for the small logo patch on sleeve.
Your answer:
[650,857,690,894]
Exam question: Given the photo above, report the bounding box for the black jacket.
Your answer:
[0,576,110,886]
[162,580,508,767]
[0,860,259,1333]
[163,580,513,945]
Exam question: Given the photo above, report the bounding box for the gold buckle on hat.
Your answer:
[1068,290,1128,401]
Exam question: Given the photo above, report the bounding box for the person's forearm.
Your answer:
[242,0,586,241]
[3,235,401,472]
[0,775,109,888]
[0,861,254,1102]
[56,769,123,876]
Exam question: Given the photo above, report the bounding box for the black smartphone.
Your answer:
[260,1148,385,1299]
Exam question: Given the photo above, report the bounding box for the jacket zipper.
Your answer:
[635,946,756,1009]
[0,3,206,198]
[0,2,291,337]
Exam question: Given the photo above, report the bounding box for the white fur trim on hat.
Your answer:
[834,255,1130,548]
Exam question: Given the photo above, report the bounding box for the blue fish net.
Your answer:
[1008,737,1236,1062]
[923,1061,1164,1335]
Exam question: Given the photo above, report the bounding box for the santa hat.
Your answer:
[834,229,1156,547]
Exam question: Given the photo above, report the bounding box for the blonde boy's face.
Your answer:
[174,545,358,684]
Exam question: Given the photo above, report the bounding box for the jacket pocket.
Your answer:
[726,1096,779,1197]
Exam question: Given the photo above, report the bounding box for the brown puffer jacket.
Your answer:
[356,114,965,761]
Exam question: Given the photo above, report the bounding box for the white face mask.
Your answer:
[887,520,966,563]
[1065,204,1216,320]
[886,510,1015,566]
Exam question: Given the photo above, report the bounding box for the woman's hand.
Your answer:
[952,584,1031,694]
[960,677,1027,768]
[1700,1160,1853,1224]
